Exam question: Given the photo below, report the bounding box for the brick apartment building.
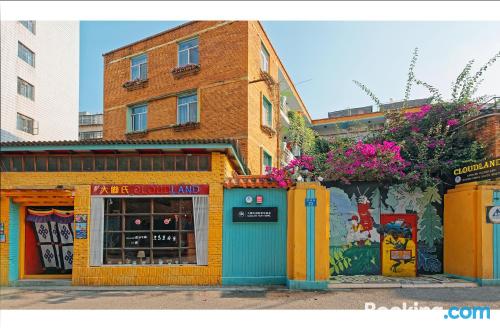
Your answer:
[102,21,310,175]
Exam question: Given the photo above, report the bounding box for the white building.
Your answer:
[1,21,79,142]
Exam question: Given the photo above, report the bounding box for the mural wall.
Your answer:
[326,182,443,277]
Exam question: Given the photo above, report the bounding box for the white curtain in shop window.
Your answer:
[193,196,208,265]
[90,197,104,266]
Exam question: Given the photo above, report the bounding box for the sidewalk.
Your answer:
[328,274,477,289]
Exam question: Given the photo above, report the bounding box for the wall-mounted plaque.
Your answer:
[232,207,278,222]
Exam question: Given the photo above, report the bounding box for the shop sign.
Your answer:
[305,198,317,206]
[486,206,500,224]
[451,157,500,185]
[91,184,209,196]
[232,207,278,222]
[75,214,88,239]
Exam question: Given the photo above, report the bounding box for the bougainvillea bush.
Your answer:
[323,140,409,184]
[266,155,315,187]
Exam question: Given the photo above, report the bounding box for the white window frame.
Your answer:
[18,42,35,67]
[130,54,148,81]
[19,21,36,34]
[178,37,199,67]
[17,77,34,100]
[130,105,147,132]
[260,43,270,72]
[262,95,273,127]
[177,93,198,125]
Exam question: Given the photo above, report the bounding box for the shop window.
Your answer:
[95,157,106,170]
[12,156,23,171]
[106,157,117,171]
[199,155,209,171]
[129,156,140,171]
[187,155,198,170]
[48,157,58,171]
[102,197,199,265]
[164,156,175,170]
[82,157,93,171]
[71,157,82,171]
[175,156,186,170]
[59,157,70,171]
[0,156,10,171]
[141,156,152,171]
[24,156,35,171]
[36,156,47,171]
[118,157,129,171]
[152,156,163,171]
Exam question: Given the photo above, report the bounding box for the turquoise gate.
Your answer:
[222,188,287,285]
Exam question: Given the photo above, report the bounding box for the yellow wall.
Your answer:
[444,181,498,281]
[0,197,10,285]
[0,152,234,286]
[287,182,330,283]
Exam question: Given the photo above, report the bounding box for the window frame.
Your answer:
[18,42,35,67]
[260,43,270,72]
[102,197,199,266]
[262,95,273,127]
[17,77,34,100]
[177,37,199,67]
[130,54,148,81]
[129,104,148,132]
[177,92,198,125]
[16,113,35,134]
[262,149,273,174]
[19,20,36,34]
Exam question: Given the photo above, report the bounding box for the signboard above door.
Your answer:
[450,157,499,185]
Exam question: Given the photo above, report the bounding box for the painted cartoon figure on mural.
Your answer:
[379,218,416,275]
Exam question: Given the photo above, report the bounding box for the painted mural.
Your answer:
[380,214,417,277]
[326,182,443,277]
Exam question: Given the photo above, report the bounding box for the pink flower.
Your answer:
[447,119,459,127]
[420,104,432,113]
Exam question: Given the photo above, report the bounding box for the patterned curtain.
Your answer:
[193,196,208,265]
[27,209,74,273]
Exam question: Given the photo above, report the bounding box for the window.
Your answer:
[16,113,36,134]
[18,42,35,66]
[178,38,199,66]
[263,150,273,173]
[79,131,103,140]
[131,54,147,80]
[262,95,273,127]
[79,114,103,125]
[177,93,198,125]
[103,198,197,265]
[130,105,147,132]
[17,77,34,100]
[0,154,211,172]
[19,21,35,34]
[260,43,270,72]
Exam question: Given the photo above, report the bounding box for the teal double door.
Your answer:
[222,188,287,285]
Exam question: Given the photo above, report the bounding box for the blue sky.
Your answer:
[80,21,500,119]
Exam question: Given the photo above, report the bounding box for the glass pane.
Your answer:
[164,156,174,170]
[178,50,188,66]
[140,63,147,80]
[141,157,152,171]
[106,198,121,214]
[178,104,187,124]
[106,157,117,171]
[24,156,34,171]
[180,248,197,264]
[125,216,151,232]
[188,102,197,122]
[153,232,179,248]
[152,156,162,171]
[189,47,199,65]
[187,155,197,170]
[82,157,93,171]
[125,198,150,214]
[36,157,47,171]
[104,215,121,231]
[153,215,178,231]
[179,214,194,231]
[124,233,150,247]
[11,156,22,171]
[180,232,196,248]
[124,249,151,265]
[152,249,179,265]
[48,157,58,171]
[0,157,11,171]
[180,198,193,213]
[95,157,105,170]
[129,156,140,171]
[71,157,81,171]
[179,94,197,104]
[105,232,122,248]
[59,157,70,171]
[154,198,180,214]
[118,157,128,171]
[131,54,147,66]
[175,156,186,170]
[179,38,198,51]
[199,155,209,170]
[104,249,122,265]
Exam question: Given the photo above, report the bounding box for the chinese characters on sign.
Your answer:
[91,184,209,196]
[232,207,278,222]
